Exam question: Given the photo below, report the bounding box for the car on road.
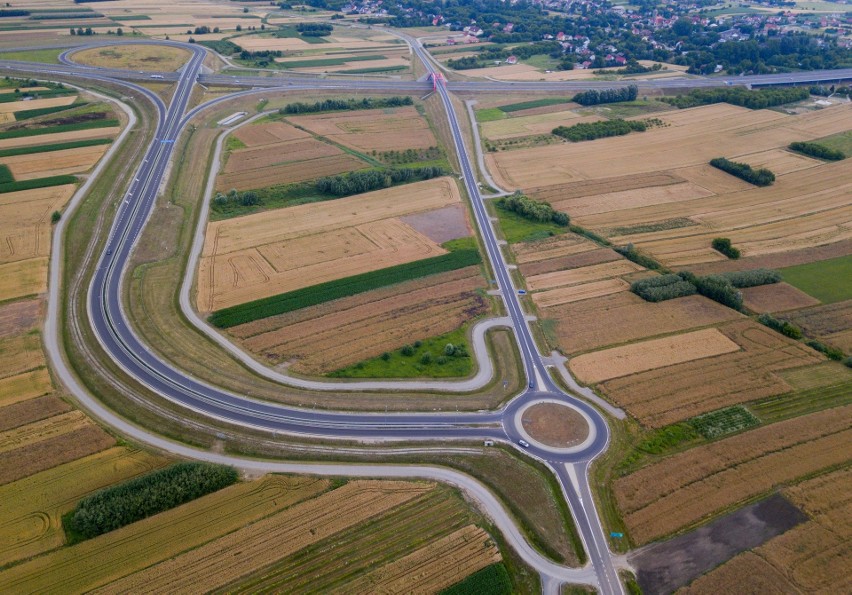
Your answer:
[518,439,530,448]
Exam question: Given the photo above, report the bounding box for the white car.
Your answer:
[518,439,530,448]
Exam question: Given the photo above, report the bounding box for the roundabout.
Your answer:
[515,399,595,454]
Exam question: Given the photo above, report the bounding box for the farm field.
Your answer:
[784,300,852,352]
[613,404,852,544]
[680,467,851,594]
[72,45,190,72]
[480,109,598,141]
[197,177,465,312]
[0,478,502,595]
[288,105,438,152]
[781,254,852,303]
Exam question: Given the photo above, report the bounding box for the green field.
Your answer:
[441,563,512,594]
[476,108,505,122]
[781,255,852,303]
[279,55,383,69]
[336,65,409,74]
[14,103,80,121]
[0,48,63,63]
[689,406,760,439]
[209,243,482,328]
[495,205,567,243]
[815,130,852,157]
[328,326,474,379]
[498,97,574,113]
[751,378,852,423]
[0,173,77,194]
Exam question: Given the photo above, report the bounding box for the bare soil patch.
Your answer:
[741,282,820,313]
[569,328,740,384]
[399,203,471,244]
[522,402,589,448]
[0,298,41,338]
[630,493,808,595]
[73,45,190,72]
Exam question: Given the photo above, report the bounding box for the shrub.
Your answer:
[694,275,743,310]
[51,210,61,224]
[844,356,852,369]
[630,274,696,302]
[67,463,238,540]
[805,339,844,360]
[615,244,664,271]
[720,268,781,288]
[711,237,740,259]
[496,192,569,226]
[444,343,456,356]
[552,119,646,142]
[401,344,414,356]
[420,352,433,365]
[788,141,845,161]
[710,157,775,186]
[758,313,803,339]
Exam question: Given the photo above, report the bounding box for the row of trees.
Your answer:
[632,268,781,307]
[789,141,845,161]
[572,85,638,106]
[710,157,775,187]
[552,119,646,142]
[280,96,412,115]
[631,273,697,302]
[296,22,332,36]
[496,192,569,226]
[662,87,809,110]
[315,166,447,196]
[68,27,95,36]
[67,463,238,540]
[212,188,259,208]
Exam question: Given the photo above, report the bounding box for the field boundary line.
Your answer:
[177,110,516,393]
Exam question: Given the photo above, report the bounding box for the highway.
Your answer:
[4,38,851,593]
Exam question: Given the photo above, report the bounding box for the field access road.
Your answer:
[10,39,851,593]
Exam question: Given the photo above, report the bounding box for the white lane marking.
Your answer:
[565,463,582,497]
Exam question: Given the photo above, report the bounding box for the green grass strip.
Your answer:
[440,563,513,595]
[0,88,73,103]
[0,164,12,184]
[279,54,384,69]
[0,137,111,158]
[209,249,482,328]
[0,118,119,140]
[499,97,573,113]
[0,174,77,193]
[14,103,81,121]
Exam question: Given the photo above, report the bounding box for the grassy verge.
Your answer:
[781,254,852,303]
[499,97,574,113]
[0,48,64,63]
[476,108,505,122]
[328,325,475,379]
[209,243,482,328]
[813,130,852,156]
[494,205,567,243]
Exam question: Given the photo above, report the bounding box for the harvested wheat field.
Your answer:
[3,145,108,181]
[232,267,487,374]
[0,332,46,380]
[0,96,76,115]
[511,233,598,265]
[487,103,851,189]
[0,396,70,432]
[0,475,331,593]
[739,147,822,175]
[680,467,852,594]
[741,282,820,313]
[526,260,644,292]
[614,404,852,544]
[222,137,340,174]
[217,152,363,191]
[599,321,822,427]
[543,292,741,354]
[481,110,600,140]
[519,247,621,278]
[92,481,435,594]
[198,177,462,311]
[784,300,852,352]
[0,410,92,455]
[0,297,40,338]
[0,185,76,264]
[232,120,310,147]
[72,45,190,72]
[570,328,740,384]
[0,368,52,406]
[0,447,165,567]
[532,278,629,309]
[287,106,437,152]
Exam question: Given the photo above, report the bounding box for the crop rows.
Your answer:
[209,249,481,328]
[14,103,79,121]
[751,379,852,423]
[0,119,119,140]
[0,174,77,194]
[0,137,111,158]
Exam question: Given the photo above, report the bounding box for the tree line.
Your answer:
[631,267,782,309]
[280,96,412,115]
[66,463,238,540]
[788,141,845,161]
[496,192,569,226]
[315,166,447,196]
[552,119,646,142]
[572,85,638,106]
[296,22,332,36]
[710,157,775,186]
[662,87,808,110]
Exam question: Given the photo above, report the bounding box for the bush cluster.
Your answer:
[496,192,569,226]
[614,244,664,271]
[788,141,845,161]
[710,157,775,186]
[315,166,447,196]
[280,96,412,115]
[711,237,740,259]
[630,274,696,302]
[692,274,743,310]
[758,313,803,339]
[552,119,646,142]
[572,84,638,106]
[661,87,809,110]
[805,339,844,361]
[67,463,238,540]
[720,268,781,288]
[296,22,332,36]
[212,188,259,207]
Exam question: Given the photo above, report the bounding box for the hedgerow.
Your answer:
[630,273,696,302]
[692,274,743,310]
[209,248,482,328]
[280,96,412,115]
[67,463,238,540]
[496,192,569,226]
[552,118,646,142]
[711,237,740,259]
[710,157,775,186]
[758,313,803,339]
[661,87,809,109]
[720,268,781,288]
[0,174,77,194]
[314,166,447,196]
[788,141,845,161]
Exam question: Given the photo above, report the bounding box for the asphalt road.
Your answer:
[6,39,851,593]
